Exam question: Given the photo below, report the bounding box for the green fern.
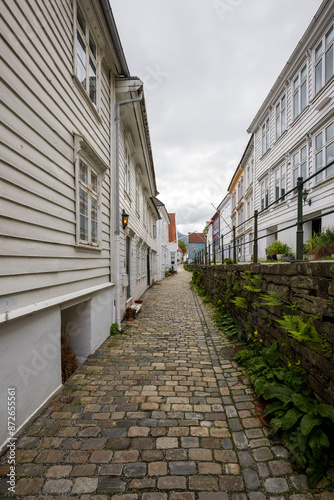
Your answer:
[230,296,248,309]
[276,315,332,356]
[261,291,285,307]
[243,271,262,293]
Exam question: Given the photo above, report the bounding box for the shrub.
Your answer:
[265,240,291,258]
[305,227,334,259]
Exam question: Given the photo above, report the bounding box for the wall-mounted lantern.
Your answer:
[122,209,129,229]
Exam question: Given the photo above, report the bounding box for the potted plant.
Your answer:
[265,240,291,260]
[305,228,334,260]
[125,307,137,321]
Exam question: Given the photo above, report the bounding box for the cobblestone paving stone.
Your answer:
[1,268,332,499]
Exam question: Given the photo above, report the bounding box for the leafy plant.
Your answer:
[214,308,245,342]
[265,240,291,258]
[243,271,262,293]
[261,291,299,310]
[224,258,234,264]
[305,227,334,258]
[234,339,334,487]
[277,315,332,357]
[231,296,248,309]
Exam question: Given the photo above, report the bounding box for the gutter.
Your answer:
[99,0,130,77]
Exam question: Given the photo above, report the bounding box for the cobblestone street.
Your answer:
[1,267,331,499]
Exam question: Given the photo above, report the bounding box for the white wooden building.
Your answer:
[0,0,159,451]
[248,0,334,260]
[153,198,171,281]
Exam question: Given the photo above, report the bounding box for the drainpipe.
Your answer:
[115,91,143,329]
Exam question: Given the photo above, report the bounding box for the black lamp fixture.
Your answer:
[302,188,312,206]
[122,209,129,229]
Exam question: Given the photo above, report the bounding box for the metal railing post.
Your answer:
[221,234,224,263]
[296,177,304,261]
[213,244,216,265]
[208,243,211,265]
[233,226,236,264]
[253,210,258,264]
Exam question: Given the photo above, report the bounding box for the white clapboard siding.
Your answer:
[1,0,114,313]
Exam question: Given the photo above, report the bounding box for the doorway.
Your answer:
[126,236,131,299]
[312,218,321,235]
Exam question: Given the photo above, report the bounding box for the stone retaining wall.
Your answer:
[189,262,334,405]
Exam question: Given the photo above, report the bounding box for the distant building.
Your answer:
[167,213,178,271]
[153,198,170,281]
[188,232,205,262]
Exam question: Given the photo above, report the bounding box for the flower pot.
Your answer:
[127,315,134,322]
[276,254,283,261]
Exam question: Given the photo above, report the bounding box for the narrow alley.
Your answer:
[1,268,325,499]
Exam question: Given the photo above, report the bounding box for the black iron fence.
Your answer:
[194,158,334,265]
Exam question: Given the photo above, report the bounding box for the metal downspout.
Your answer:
[115,92,143,329]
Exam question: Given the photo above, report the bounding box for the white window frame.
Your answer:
[77,156,101,247]
[292,64,307,120]
[143,200,146,226]
[314,121,334,183]
[249,233,253,253]
[275,94,286,140]
[274,165,286,203]
[136,244,140,278]
[262,117,270,155]
[136,175,140,214]
[314,24,334,95]
[292,145,308,190]
[124,148,131,196]
[75,2,99,108]
[260,177,269,210]
[232,190,236,210]
[74,135,107,250]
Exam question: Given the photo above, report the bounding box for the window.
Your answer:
[232,190,236,210]
[275,95,286,139]
[249,233,253,253]
[78,158,99,246]
[274,165,286,202]
[136,245,140,278]
[260,178,269,210]
[293,65,307,120]
[292,146,307,189]
[238,208,244,233]
[314,24,334,94]
[262,118,270,155]
[171,252,175,265]
[136,175,140,213]
[143,201,146,226]
[246,163,253,189]
[124,148,131,195]
[315,122,334,183]
[76,3,98,106]
[238,177,244,201]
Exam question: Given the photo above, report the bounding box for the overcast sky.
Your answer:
[111,0,322,236]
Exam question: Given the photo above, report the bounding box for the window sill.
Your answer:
[124,191,132,203]
[290,105,309,128]
[311,75,334,104]
[73,75,102,123]
[273,128,288,145]
[260,147,271,160]
[75,244,102,253]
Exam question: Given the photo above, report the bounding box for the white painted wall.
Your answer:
[0,307,61,452]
